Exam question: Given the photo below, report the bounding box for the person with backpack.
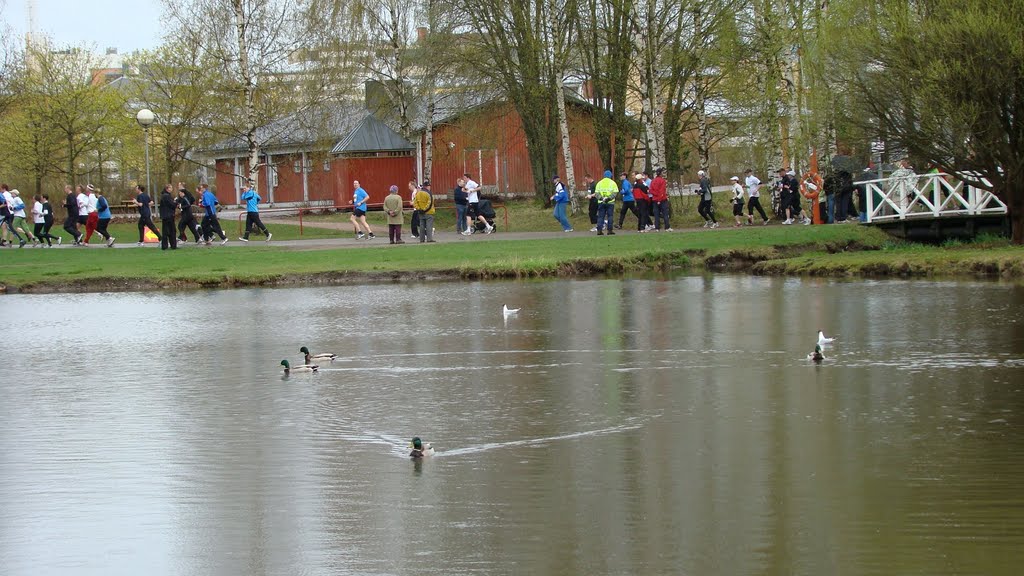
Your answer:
[94,188,115,247]
[412,180,436,243]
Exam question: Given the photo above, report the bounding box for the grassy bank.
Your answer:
[2,223,1023,294]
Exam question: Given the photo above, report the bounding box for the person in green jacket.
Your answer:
[594,170,618,235]
[383,184,405,244]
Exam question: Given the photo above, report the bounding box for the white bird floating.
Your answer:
[817,330,836,345]
[502,304,520,316]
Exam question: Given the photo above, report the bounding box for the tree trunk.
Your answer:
[424,95,435,182]
[233,0,260,192]
[553,73,576,205]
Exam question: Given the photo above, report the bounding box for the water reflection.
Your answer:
[1,276,1023,575]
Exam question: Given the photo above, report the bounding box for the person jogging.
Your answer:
[134,184,161,246]
[8,190,37,247]
[158,184,178,250]
[37,194,61,246]
[83,184,99,243]
[350,179,375,240]
[199,184,229,245]
[239,181,272,242]
[94,189,115,246]
[696,170,718,228]
[730,176,746,227]
[744,169,770,225]
[62,185,82,244]
[176,185,202,243]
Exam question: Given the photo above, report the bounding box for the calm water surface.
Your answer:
[1,276,1023,575]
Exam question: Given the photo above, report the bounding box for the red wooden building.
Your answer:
[206,104,417,207]
[201,97,607,206]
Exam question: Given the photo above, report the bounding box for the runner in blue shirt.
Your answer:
[617,171,638,229]
[349,179,375,240]
[239,181,272,242]
[199,184,228,245]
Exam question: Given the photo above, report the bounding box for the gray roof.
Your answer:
[204,101,412,157]
[332,113,415,154]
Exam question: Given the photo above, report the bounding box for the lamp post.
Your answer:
[136,109,155,193]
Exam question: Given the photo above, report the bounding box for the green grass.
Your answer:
[4,205,1023,291]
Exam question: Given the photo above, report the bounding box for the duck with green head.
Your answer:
[807,345,824,363]
[409,437,434,458]
[281,359,318,374]
[300,346,336,364]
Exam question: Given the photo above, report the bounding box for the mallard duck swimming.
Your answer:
[807,345,824,363]
[409,437,435,458]
[281,359,318,374]
[817,330,836,345]
[300,346,336,364]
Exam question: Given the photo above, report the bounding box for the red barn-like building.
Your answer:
[201,97,606,206]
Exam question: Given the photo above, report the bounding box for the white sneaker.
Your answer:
[589,226,597,232]
[107,237,115,247]
[485,225,494,234]
[564,228,574,232]
[803,217,811,225]
[238,237,248,242]
[763,218,771,226]
[711,222,719,229]
[220,237,229,246]
[57,237,62,246]
[666,227,673,232]
[265,233,272,242]
[783,219,793,225]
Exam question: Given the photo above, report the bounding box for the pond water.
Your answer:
[1,276,1023,575]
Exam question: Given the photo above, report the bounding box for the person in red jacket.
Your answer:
[632,172,651,232]
[649,168,671,231]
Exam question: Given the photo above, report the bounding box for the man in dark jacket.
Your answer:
[158,184,177,250]
[176,183,201,243]
[62,185,83,245]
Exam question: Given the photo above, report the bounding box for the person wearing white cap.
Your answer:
[730,176,746,227]
[8,189,37,247]
[83,184,99,243]
[744,169,769,225]
[696,170,718,228]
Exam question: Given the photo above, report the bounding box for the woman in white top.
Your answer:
[731,177,746,227]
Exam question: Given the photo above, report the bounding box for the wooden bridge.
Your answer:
[857,172,1009,240]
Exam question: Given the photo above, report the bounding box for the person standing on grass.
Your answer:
[744,169,770,225]
[350,179,374,240]
[134,184,161,246]
[584,173,598,232]
[63,185,82,245]
[383,184,405,244]
[550,175,573,232]
[650,168,671,231]
[730,176,746,227]
[617,171,637,230]
[158,185,177,250]
[594,170,618,236]
[632,172,651,232]
[199,184,228,245]
[409,179,421,238]
[412,180,436,243]
[239,181,272,242]
[94,189,115,247]
[454,177,469,235]
[82,185,99,243]
[176,185,202,243]
[696,170,717,228]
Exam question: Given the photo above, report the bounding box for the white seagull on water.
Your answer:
[817,330,836,345]
[502,304,520,317]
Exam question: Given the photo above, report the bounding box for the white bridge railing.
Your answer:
[857,173,1007,223]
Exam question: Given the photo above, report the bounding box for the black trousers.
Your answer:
[63,215,80,240]
[160,218,177,249]
[618,200,637,227]
[747,196,768,221]
[179,215,201,241]
[201,214,226,240]
[37,219,59,245]
[410,211,420,237]
[837,192,852,221]
[635,199,650,229]
[95,218,112,240]
[138,215,160,243]
[588,196,598,225]
[698,198,716,223]
[243,212,269,239]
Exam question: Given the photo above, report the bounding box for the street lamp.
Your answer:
[136,109,155,193]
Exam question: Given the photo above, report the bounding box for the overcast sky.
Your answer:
[3,0,164,53]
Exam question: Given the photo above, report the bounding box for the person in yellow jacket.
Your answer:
[383,184,406,244]
[594,169,618,235]
[412,180,436,243]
